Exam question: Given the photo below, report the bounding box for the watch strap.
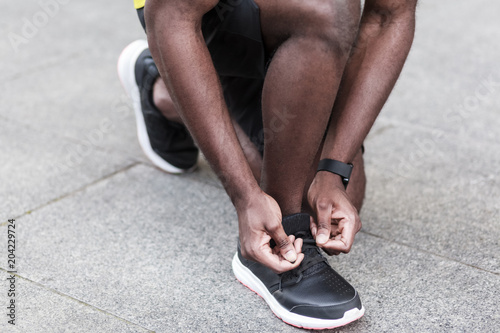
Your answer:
[317,159,353,189]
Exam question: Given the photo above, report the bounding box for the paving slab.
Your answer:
[0,1,150,222]
[0,1,146,161]
[363,121,500,274]
[0,121,136,222]
[0,271,152,333]
[358,0,500,277]
[1,164,498,332]
[1,164,258,332]
[0,53,144,158]
[1,0,499,332]
[0,0,144,83]
[326,233,500,333]
[380,0,500,145]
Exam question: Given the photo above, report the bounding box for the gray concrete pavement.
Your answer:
[1,0,499,332]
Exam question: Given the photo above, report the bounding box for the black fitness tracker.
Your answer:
[317,159,353,189]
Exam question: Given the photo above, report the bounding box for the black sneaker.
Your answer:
[232,213,364,329]
[118,40,199,173]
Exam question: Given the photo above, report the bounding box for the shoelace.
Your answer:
[279,231,328,290]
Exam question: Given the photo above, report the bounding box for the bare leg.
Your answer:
[347,148,366,211]
[152,78,183,123]
[256,0,361,215]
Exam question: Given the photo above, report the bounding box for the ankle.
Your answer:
[152,78,184,124]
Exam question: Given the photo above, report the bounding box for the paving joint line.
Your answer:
[138,160,224,190]
[0,268,155,332]
[360,230,499,276]
[0,114,143,159]
[0,162,141,226]
[372,117,500,148]
[139,161,500,275]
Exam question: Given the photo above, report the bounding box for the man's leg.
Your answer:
[346,148,366,211]
[255,0,361,215]
[152,78,183,124]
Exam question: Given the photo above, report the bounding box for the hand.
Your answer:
[307,171,362,255]
[237,190,304,273]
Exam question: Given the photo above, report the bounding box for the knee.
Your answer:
[298,0,360,57]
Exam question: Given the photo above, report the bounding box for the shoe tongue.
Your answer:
[281,214,328,279]
[281,213,311,236]
[269,213,312,248]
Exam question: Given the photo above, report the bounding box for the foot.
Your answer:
[232,213,364,330]
[118,40,199,173]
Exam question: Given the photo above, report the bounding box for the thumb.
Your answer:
[268,224,297,263]
[315,201,332,245]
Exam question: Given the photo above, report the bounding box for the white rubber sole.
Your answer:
[232,253,365,330]
[117,40,196,174]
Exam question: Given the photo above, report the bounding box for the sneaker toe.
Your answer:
[274,268,362,320]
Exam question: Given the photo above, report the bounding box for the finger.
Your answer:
[328,211,358,252]
[273,235,296,256]
[338,220,356,251]
[257,251,305,274]
[267,223,298,263]
[320,228,354,253]
[322,239,350,253]
[294,237,303,254]
[310,216,317,237]
[315,201,333,245]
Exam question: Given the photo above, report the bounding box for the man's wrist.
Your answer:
[317,159,353,189]
[230,182,263,211]
[316,170,346,190]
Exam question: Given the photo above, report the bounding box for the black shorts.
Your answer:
[137,0,267,153]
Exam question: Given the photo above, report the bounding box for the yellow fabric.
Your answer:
[134,0,145,9]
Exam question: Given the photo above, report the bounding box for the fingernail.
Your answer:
[284,250,297,263]
[316,234,329,244]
